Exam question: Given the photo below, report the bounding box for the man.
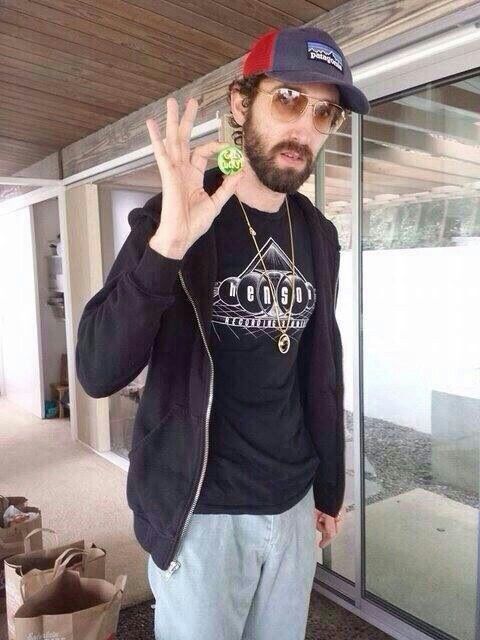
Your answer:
[76,25,369,640]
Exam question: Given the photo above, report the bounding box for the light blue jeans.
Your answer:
[147,485,317,640]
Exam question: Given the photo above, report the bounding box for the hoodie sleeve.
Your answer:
[75,201,185,398]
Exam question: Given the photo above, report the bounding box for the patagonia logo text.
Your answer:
[306,42,343,72]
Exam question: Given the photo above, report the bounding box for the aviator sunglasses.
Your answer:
[257,86,350,135]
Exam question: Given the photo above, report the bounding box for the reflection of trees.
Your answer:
[330,196,479,250]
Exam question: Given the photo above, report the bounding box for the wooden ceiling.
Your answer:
[0,0,350,178]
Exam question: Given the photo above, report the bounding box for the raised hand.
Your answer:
[146,97,245,259]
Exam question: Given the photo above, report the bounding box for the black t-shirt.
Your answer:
[194,194,319,515]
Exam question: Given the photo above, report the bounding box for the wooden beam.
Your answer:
[58,0,478,176]
[355,100,480,145]
[11,151,61,179]
[415,85,480,116]
[326,163,441,193]
[0,152,61,201]
[64,183,110,450]
[0,185,38,201]
[364,140,480,176]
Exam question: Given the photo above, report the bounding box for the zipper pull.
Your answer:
[165,559,181,579]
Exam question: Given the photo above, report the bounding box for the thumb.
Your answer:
[210,170,245,213]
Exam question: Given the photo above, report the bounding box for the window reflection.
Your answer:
[317,74,479,640]
[360,77,479,640]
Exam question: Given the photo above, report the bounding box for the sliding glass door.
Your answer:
[316,56,480,639]
[361,72,479,640]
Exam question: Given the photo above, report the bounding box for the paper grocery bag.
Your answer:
[3,527,57,623]
[5,536,106,640]
[14,567,127,640]
[0,497,43,613]
[0,497,43,559]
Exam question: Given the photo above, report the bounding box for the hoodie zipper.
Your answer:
[334,247,340,310]
[164,269,214,579]
[334,265,339,310]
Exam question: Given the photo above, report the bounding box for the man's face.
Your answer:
[241,77,341,194]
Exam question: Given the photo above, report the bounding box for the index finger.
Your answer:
[178,97,198,141]
[178,97,198,162]
[146,118,171,173]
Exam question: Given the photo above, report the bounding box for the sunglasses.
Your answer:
[257,87,349,135]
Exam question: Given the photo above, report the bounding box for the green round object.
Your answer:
[217,146,244,175]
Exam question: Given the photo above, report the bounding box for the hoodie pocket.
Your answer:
[128,406,178,458]
[127,406,201,539]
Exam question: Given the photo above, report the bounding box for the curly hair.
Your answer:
[226,73,267,146]
[226,74,348,145]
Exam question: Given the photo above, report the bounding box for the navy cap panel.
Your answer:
[272,27,350,83]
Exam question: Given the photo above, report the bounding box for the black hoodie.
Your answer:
[76,167,345,576]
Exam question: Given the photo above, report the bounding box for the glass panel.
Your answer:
[300,112,356,583]
[362,74,480,639]
[96,163,161,458]
[96,135,217,458]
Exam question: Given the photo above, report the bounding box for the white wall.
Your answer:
[110,190,148,256]
[0,324,4,396]
[33,198,67,406]
[0,207,43,416]
[337,245,480,433]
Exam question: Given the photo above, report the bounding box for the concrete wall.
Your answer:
[0,206,43,416]
[337,244,480,433]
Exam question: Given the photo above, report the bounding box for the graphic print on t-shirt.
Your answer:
[211,236,316,345]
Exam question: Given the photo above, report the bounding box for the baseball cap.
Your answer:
[243,26,370,115]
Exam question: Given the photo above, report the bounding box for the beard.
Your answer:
[242,109,315,194]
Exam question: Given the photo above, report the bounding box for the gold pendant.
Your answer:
[278,333,290,354]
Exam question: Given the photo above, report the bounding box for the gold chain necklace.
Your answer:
[235,194,296,354]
